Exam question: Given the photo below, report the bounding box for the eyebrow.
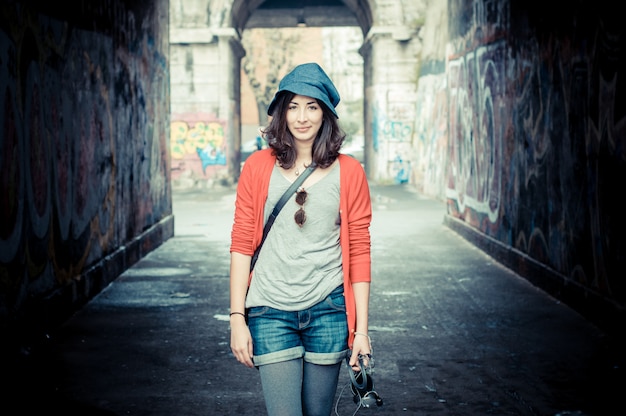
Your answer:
[290,99,318,105]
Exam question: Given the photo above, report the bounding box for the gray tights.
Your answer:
[258,358,342,416]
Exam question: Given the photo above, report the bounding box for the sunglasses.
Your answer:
[294,187,307,227]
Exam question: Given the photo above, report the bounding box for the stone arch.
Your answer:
[229,1,375,182]
[169,1,425,185]
[230,1,374,35]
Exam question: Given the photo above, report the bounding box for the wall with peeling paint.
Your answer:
[0,0,172,339]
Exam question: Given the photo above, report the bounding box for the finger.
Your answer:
[349,355,362,370]
[349,353,358,367]
[232,347,254,368]
[237,350,253,368]
[231,348,245,362]
[243,357,255,368]
[248,340,254,359]
[350,352,371,370]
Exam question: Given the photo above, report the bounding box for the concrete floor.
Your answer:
[4,184,624,415]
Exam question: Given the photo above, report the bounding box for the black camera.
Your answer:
[347,355,383,408]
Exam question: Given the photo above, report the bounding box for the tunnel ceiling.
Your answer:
[233,0,372,34]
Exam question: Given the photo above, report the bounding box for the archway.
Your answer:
[233,1,371,179]
[169,0,422,186]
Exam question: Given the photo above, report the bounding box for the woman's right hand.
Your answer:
[230,316,254,368]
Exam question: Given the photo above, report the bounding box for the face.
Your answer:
[286,95,324,143]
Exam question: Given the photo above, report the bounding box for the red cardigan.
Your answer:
[230,149,372,347]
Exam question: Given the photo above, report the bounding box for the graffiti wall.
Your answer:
[446,0,625,325]
[371,93,415,185]
[0,0,172,335]
[414,60,449,198]
[170,114,228,187]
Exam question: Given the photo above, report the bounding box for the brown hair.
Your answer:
[262,91,345,169]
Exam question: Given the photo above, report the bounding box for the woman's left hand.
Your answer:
[349,333,372,371]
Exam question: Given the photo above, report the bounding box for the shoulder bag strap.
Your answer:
[250,163,317,271]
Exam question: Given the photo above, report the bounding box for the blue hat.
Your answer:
[267,63,340,118]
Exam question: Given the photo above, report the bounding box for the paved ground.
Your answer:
[4,184,624,415]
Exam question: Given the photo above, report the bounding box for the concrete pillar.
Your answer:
[169,27,244,187]
[215,28,246,182]
[360,26,421,184]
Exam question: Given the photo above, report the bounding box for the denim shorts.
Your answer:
[247,285,349,366]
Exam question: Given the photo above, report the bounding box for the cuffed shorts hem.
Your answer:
[254,347,349,367]
[304,349,349,365]
[253,346,304,366]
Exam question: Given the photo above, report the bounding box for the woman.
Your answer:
[229,62,372,416]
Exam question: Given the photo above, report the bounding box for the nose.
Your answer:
[297,108,307,122]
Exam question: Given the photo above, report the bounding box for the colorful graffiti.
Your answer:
[371,99,415,183]
[414,66,448,198]
[447,40,506,226]
[171,120,227,171]
[446,0,626,306]
[0,0,171,327]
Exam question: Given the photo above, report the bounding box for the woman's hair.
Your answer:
[262,91,345,169]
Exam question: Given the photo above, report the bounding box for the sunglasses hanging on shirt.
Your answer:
[250,163,317,271]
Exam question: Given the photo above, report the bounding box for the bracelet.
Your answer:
[354,332,374,363]
[354,332,372,349]
[230,312,246,318]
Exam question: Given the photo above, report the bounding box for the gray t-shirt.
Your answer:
[245,163,343,311]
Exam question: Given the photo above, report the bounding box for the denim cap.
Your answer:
[267,63,340,118]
